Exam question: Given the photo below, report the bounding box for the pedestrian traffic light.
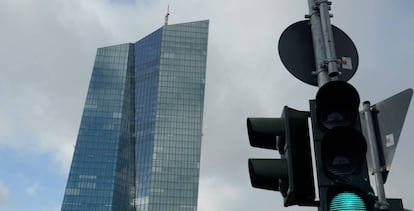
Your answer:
[310,81,375,211]
[247,106,316,207]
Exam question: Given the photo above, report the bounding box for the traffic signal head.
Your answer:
[311,81,375,210]
[247,106,316,207]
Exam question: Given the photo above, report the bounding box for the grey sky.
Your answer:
[0,0,413,210]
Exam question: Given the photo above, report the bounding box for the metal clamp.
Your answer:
[315,0,332,6]
[305,11,319,19]
[323,59,342,66]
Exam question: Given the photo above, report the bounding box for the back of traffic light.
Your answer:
[310,81,375,211]
[247,106,316,207]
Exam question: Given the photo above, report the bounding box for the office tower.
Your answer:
[62,20,209,211]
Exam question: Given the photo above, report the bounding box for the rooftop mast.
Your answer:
[164,5,170,26]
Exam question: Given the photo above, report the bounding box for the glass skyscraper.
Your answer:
[62,20,209,211]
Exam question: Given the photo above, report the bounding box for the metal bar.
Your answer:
[362,101,389,210]
[318,1,339,79]
[307,0,330,87]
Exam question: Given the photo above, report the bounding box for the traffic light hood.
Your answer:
[316,81,360,130]
[247,118,284,150]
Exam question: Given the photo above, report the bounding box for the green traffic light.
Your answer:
[330,192,366,211]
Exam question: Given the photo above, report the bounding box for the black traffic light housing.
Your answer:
[248,106,316,207]
[311,81,375,211]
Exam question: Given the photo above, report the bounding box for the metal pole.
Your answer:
[318,1,339,79]
[307,0,330,87]
[362,101,389,210]
[307,0,339,87]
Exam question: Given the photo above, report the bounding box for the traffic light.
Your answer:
[310,81,375,211]
[248,106,316,206]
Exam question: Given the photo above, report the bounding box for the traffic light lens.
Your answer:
[322,127,367,177]
[332,156,350,166]
[326,112,344,123]
[329,155,355,176]
[330,192,366,211]
[331,155,352,173]
[321,110,352,129]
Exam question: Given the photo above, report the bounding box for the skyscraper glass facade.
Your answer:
[62,20,208,211]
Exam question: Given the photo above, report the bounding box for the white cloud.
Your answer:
[25,182,41,197]
[0,180,10,205]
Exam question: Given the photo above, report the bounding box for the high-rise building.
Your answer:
[62,20,209,211]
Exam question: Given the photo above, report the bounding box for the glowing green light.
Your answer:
[330,192,366,211]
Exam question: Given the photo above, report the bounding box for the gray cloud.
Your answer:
[1,0,413,210]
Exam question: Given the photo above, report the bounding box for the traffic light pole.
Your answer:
[265,0,411,209]
[308,1,380,210]
[307,0,339,87]
[362,101,390,210]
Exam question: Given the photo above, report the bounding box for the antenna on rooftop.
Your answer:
[164,5,170,26]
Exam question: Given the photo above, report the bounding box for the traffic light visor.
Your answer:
[247,118,284,150]
[248,159,288,191]
[316,81,360,130]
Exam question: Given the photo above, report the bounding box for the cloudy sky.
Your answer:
[1,0,414,210]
